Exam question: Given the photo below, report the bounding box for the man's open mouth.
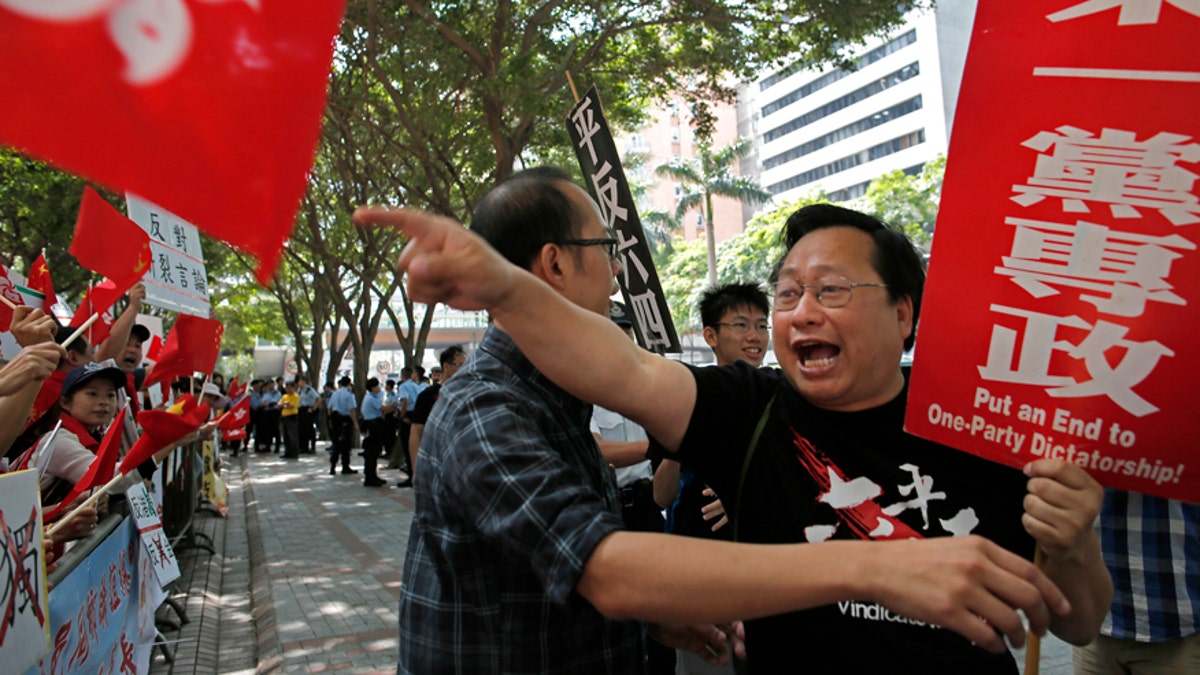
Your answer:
[796,340,840,368]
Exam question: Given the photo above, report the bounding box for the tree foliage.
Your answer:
[854,155,945,249]
[0,148,107,302]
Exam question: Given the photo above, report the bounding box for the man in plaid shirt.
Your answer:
[1074,491,1200,673]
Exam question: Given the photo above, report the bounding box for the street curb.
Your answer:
[242,454,284,675]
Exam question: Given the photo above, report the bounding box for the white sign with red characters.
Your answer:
[906,0,1200,502]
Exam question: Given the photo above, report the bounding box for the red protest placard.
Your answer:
[0,1,345,283]
[905,1,1200,502]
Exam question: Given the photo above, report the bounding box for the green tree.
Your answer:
[0,148,111,303]
[856,155,945,249]
[656,138,771,286]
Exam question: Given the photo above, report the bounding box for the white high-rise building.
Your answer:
[738,0,977,211]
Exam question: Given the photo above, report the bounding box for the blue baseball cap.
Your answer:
[61,360,126,398]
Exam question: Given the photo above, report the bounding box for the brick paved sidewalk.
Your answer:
[149,443,1075,674]
[150,445,415,674]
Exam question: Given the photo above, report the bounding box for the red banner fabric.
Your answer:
[70,186,152,284]
[0,1,346,283]
[141,314,223,388]
[905,1,1200,501]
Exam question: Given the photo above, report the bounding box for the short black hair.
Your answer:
[55,324,89,356]
[470,166,587,270]
[777,203,925,351]
[439,345,466,367]
[699,283,770,329]
[365,377,379,390]
[338,376,352,387]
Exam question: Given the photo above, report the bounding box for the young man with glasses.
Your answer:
[653,282,773,532]
[360,189,1111,674]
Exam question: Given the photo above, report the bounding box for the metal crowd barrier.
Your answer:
[45,439,213,665]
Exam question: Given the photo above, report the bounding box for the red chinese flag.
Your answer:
[119,395,210,474]
[70,187,152,284]
[27,370,66,428]
[217,395,250,430]
[44,412,125,521]
[25,252,56,312]
[0,262,26,331]
[145,334,164,362]
[0,3,346,283]
[142,315,224,388]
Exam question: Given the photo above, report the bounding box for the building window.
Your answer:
[761,63,919,145]
[767,129,926,195]
[762,96,923,170]
[759,29,916,94]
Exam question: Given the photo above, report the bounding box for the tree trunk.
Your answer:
[704,191,717,287]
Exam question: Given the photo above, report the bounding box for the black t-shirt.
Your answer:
[670,362,1032,674]
[409,383,441,425]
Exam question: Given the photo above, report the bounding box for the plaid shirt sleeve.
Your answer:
[1100,489,1200,641]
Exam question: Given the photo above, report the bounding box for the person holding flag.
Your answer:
[19,361,156,506]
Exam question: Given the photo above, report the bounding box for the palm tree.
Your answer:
[657,138,771,286]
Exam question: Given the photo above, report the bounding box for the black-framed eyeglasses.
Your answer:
[771,275,889,310]
[713,321,770,335]
[561,231,619,260]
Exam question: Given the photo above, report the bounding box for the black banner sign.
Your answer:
[566,86,681,353]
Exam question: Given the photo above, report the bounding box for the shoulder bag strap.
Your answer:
[732,388,778,542]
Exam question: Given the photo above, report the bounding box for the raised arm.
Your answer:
[97,282,145,362]
[357,207,695,450]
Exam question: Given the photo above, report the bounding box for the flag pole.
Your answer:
[566,70,579,103]
[0,294,16,310]
[1023,546,1046,675]
[60,313,101,351]
[45,469,128,539]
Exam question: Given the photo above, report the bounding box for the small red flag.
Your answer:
[145,334,164,362]
[69,281,126,347]
[0,262,26,331]
[226,376,245,401]
[25,253,57,313]
[70,187,152,284]
[142,315,224,389]
[119,395,210,474]
[43,412,126,521]
[217,395,251,431]
[27,370,67,428]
